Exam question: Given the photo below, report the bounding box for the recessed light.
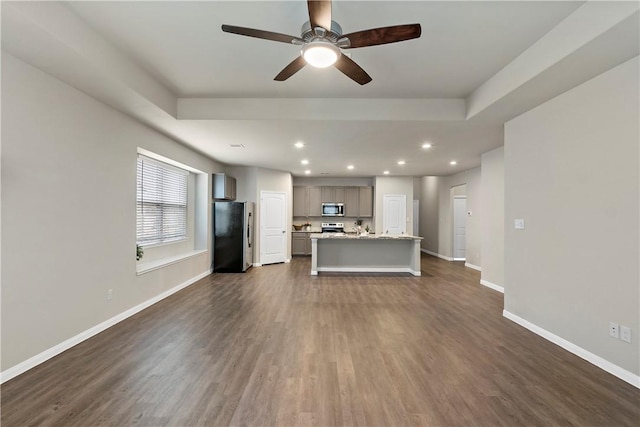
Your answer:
[295,142,304,148]
[301,159,309,165]
[422,143,432,149]
[450,160,457,165]
[304,170,311,174]
[397,160,405,165]
[383,170,390,175]
[347,165,355,170]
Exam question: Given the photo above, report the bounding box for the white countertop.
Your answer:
[310,233,422,240]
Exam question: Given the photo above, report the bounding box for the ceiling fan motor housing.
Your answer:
[301,20,347,46]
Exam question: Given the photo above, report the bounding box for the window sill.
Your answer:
[136,249,208,275]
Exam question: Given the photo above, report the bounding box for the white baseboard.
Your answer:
[453,257,466,261]
[316,266,420,276]
[503,310,640,389]
[0,270,211,384]
[420,248,454,261]
[284,258,291,263]
[465,262,481,271]
[480,279,504,293]
[253,263,262,267]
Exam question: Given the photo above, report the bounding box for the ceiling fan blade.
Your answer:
[342,24,421,49]
[222,24,304,45]
[274,56,307,81]
[308,0,332,30]
[334,55,372,85]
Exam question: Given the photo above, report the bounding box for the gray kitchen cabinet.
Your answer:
[292,232,311,255]
[321,186,345,203]
[344,187,360,217]
[308,187,322,216]
[293,186,308,217]
[293,186,322,217]
[359,186,374,217]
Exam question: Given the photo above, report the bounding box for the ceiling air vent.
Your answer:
[229,144,245,148]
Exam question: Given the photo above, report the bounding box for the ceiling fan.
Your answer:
[221,0,421,85]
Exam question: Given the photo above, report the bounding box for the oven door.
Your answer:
[322,203,344,217]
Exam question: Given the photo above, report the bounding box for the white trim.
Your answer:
[137,147,205,174]
[0,270,211,384]
[465,262,481,271]
[480,279,504,293]
[284,258,291,263]
[453,257,466,261]
[503,310,640,389]
[253,263,263,267]
[420,248,454,261]
[316,266,421,276]
[136,249,207,275]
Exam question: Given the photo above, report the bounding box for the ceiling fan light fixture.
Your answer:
[301,41,340,68]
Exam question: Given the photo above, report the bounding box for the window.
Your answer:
[136,154,188,246]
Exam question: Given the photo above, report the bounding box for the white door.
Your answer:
[260,191,287,265]
[453,196,466,260]
[383,194,406,235]
[413,200,419,236]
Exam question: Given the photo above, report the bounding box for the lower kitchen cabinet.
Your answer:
[292,232,312,255]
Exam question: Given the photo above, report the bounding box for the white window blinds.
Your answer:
[136,154,188,245]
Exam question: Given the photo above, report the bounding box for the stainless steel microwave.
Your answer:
[322,203,345,217]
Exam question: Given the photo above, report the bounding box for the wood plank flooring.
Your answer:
[2,255,639,426]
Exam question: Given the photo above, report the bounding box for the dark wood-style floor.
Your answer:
[2,255,639,426]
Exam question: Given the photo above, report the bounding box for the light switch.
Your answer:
[514,219,525,230]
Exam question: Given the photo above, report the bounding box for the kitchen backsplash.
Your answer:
[292,217,375,233]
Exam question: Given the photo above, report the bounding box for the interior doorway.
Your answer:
[259,191,287,265]
[452,195,467,261]
[413,200,419,236]
[383,194,407,235]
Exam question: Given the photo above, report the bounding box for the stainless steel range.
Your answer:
[321,222,345,233]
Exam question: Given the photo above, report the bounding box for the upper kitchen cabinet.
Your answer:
[294,185,372,217]
[293,186,308,217]
[344,187,360,217]
[321,186,345,203]
[294,186,322,217]
[308,187,322,216]
[359,186,374,217]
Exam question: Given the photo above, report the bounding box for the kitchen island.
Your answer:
[310,233,423,276]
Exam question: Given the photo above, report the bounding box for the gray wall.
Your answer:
[480,147,504,288]
[292,177,374,187]
[255,168,293,262]
[374,176,414,235]
[226,165,292,263]
[419,176,440,253]
[504,57,639,375]
[1,53,225,371]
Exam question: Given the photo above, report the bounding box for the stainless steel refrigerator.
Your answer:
[212,201,254,273]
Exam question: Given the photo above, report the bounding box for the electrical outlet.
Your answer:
[609,322,619,339]
[107,289,113,301]
[620,326,631,343]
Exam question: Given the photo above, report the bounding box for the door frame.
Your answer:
[452,195,467,261]
[258,191,287,266]
[382,194,407,235]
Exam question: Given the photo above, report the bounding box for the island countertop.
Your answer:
[310,233,422,240]
[310,233,423,276]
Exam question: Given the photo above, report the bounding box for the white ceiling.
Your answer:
[67,1,581,98]
[3,1,638,177]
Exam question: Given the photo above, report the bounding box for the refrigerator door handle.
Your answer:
[247,212,252,247]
